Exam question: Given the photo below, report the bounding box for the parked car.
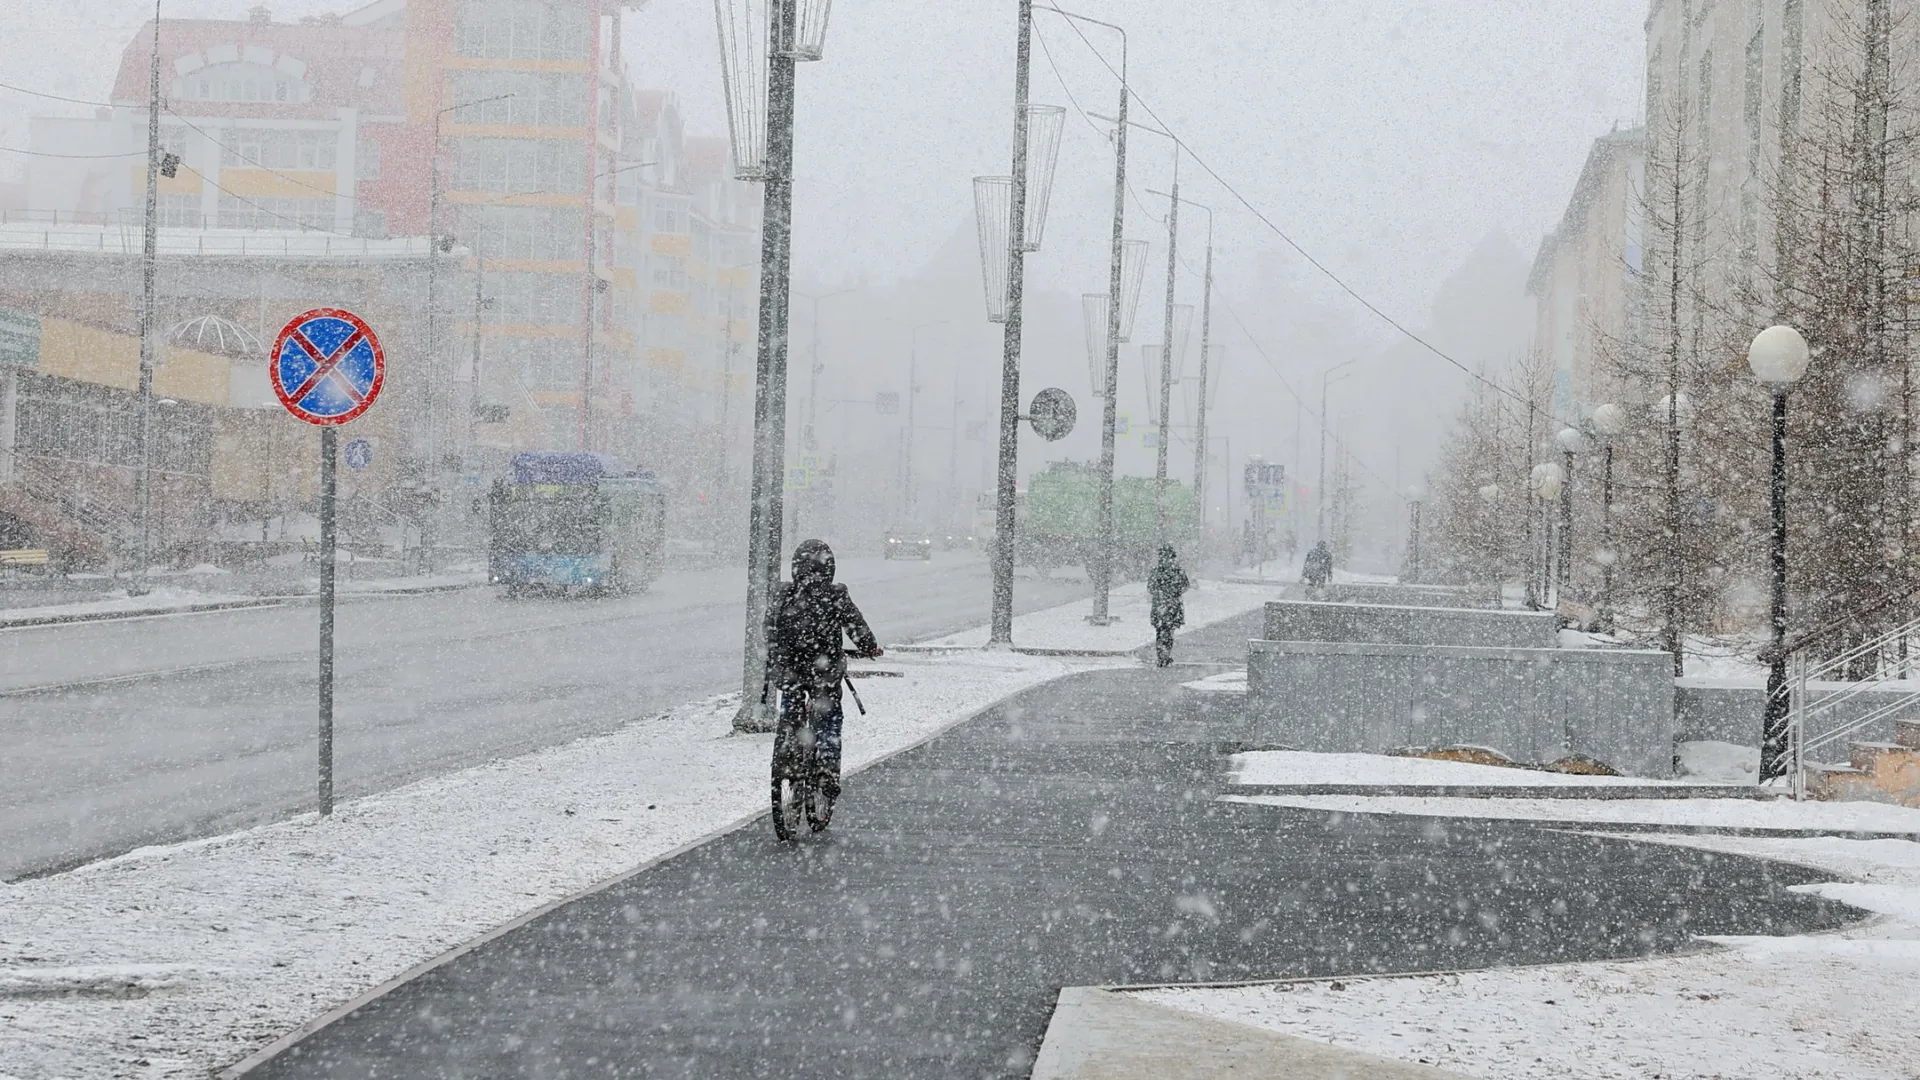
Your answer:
[883,525,934,560]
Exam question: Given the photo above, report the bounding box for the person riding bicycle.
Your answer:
[766,539,882,806]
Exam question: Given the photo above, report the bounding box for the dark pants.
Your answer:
[776,680,845,795]
[1153,623,1175,667]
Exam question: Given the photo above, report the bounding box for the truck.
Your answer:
[1022,461,1194,576]
[488,452,666,597]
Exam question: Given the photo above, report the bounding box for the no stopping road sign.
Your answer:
[271,308,385,426]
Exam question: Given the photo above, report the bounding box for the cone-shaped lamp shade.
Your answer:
[974,176,1013,323]
[1118,239,1148,342]
[794,0,833,60]
[1022,105,1065,252]
[1140,305,1194,418]
[1082,293,1112,397]
[713,0,769,179]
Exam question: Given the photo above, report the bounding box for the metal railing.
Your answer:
[1783,608,1920,800]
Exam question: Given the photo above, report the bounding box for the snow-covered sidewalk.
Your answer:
[1135,758,1920,1079]
[906,578,1279,653]
[0,579,1270,1079]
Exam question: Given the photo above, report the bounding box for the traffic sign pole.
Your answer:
[318,425,337,816]
[269,307,384,819]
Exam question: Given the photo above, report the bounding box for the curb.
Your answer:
[0,580,484,631]
[1221,783,1772,800]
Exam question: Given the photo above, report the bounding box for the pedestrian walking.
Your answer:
[1147,545,1190,668]
[766,539,882,806]
[1301,539,1333,599]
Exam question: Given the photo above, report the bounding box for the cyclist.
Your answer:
[766,539,882,809]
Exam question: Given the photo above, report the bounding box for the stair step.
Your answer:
[1896,719,1920,750]
[1849,741,1920,772]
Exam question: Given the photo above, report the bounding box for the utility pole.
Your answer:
[1316,360,1356,546]
[1192,216,1214,530]
[1153,155,1179,536]
[1044,7,1129,627]
[132,0,161,594]
[907,321,949,520]
[989,0,1034,646]
[734,0,799,731]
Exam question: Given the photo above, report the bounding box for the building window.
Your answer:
[455,138,584,195]
[651,201,687,234]
[487,271,581,324]
[465,205,584,260]
[157,193,203,228]
[651,256,686,290]
[216,194,333,231]
[174,62,309,104]
[455,0,590,61]
[448,71,588,128]
[220,128,338,171]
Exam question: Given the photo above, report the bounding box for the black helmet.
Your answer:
[792,539,835,583]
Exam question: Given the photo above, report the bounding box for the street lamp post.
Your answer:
[905,321,950,520]
[1479,482,1503,605]
[1555,426,1587,604]
[1750,324,1812,782]
[987,0,1037,646]
[1529,461,1564,609]
[1317,360,1358,545]
[1590,402,1626,629]
[1041,6,1129,626]
[1145,187,1215,533]
[713,0,832,731]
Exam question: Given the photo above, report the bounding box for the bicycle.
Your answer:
[770,651,870,842]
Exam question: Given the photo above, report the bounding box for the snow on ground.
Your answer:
[0,573,487,628]
[1677,739,1761,784]
[1223,791,1920,834]
[1182,669,1247,694]
[0,587,272,627]
[1228,751,1705,789]
[909,579,1275,653]
[0,580,1270,1078]
[1138,829,1920,1079]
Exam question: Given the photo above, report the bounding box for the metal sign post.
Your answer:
[269,308,386,817]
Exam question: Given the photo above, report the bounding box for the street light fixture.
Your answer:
[1317,360,1359,545]
[1554,426,1587,602]
[712,0,832,732]
[1590,401,1626,629]
[1750,323,1812,783]
[1040,5,1131,626]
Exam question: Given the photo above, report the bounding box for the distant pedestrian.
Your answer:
[1301,540,1333,597]
[1147,545,1190,668]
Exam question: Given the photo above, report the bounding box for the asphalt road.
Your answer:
[1,554,1090,879]
[251,615,1858,1079]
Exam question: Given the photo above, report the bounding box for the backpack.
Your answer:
[771,580,843,684]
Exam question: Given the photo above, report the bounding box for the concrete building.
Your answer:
[0,0,760,563]
[1526,126,1645,416]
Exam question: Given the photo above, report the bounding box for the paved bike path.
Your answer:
[250,615,1854,1078]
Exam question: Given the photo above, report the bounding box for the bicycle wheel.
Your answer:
[806,783,834,833]
[772,776,806,842]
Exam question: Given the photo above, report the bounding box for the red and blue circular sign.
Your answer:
[270,308,385,426]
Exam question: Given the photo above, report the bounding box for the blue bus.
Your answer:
[488,452,666,597]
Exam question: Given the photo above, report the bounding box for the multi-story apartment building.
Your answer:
[0,0,758,561]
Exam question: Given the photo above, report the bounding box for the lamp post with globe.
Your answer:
[1749,324,1812,782]
[1589,402,1627,629]
[1478,482,1503,605]
[1554,427,1589,601]
[1529,462,1565,608]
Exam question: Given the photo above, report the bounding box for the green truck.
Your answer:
[1023,461,1194,576]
